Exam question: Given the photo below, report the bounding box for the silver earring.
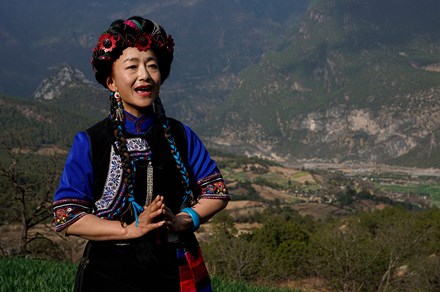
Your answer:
[114,91,124,122]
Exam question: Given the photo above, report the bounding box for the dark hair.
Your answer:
[91,16,174,87]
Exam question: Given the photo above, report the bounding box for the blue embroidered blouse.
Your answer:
[53,111,230,232]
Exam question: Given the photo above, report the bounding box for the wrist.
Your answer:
[181,207,200,232]
[120,222,134,239]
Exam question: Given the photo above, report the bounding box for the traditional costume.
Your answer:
[53,110,230,291]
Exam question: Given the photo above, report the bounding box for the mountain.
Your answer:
[211,0,440,167]
[32,63,109,119]
[0,0,310,153]
[3,0,440,168]
[33,64,95,101]
[0,0,309,100]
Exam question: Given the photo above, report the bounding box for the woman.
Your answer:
[53,16,230,291]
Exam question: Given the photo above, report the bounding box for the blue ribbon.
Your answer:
[129,197,144,227]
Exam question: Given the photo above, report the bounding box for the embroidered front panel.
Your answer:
[194,172,231,200]
[126,137,150,152]
[94,138,152,219]
[95,146,123,210]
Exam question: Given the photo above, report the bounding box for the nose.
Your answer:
[138,65,151,81]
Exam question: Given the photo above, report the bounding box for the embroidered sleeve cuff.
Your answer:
[195,173,231,200]
[53,199,93,232]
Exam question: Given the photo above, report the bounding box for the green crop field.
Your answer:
[379,183,440,207]
[0,257,294,292]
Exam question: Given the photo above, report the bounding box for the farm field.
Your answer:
[379,182,440,207]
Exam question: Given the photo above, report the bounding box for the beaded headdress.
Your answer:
[91,16,174,87]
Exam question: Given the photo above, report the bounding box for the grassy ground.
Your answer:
[0,256,294,292]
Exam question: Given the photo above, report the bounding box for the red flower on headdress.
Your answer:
[136,33,152,51]
[97,33,118,53]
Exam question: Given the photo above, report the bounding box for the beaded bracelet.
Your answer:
[181,207,200,232]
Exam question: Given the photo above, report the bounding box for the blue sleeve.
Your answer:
[183,124,220,183]
[183,124,230,200]
[54,132,95,202]
[52,132,95,231]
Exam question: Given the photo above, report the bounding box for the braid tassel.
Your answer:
[129,197,144,227]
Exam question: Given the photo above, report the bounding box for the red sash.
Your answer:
[178,247,212,292]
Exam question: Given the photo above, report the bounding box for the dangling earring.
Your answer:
[114,91,124,122]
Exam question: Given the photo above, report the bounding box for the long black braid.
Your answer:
[109,91,144,224]
[154,97,194,209]
[110,92,194,225]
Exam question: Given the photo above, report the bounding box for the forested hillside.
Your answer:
[214,0,440,167]
[2,0,439,167]
[0,95,93,149]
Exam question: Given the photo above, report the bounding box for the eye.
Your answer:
[148,63,158,69]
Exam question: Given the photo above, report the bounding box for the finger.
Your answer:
[139,206,163,224]
[162,206,172,215]
[138,220,165,232]
[154,196,165,208]
[148,207,166,219]
[145,195,163,208]
[162,209,174,221]
[149,220,166,230]
[144,199,165,212]
[144,203,158,212]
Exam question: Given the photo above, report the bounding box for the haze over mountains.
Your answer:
[1,0,440,168]
[0,0,307,97]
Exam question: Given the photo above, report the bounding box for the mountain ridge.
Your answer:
[211,0,440,167]
[0,0,308,97]
[2,0,440,168]
[33,64,95,101]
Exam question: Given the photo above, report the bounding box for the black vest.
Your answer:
[85,117,190,219]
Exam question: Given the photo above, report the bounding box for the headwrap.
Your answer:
[91,16,174,87]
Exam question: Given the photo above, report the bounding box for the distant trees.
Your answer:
[250,211,313,281]
[202,212,262,279]
[0,145,63,256]
[202,207,315,282]
[202,206,440,291]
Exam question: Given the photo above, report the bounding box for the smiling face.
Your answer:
[106,47,161,117]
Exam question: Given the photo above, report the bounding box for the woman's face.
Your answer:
[106,47,161,117]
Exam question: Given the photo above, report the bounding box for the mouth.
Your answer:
[135,85,153,93]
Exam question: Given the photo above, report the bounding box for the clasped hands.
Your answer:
[126,195,193,238]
